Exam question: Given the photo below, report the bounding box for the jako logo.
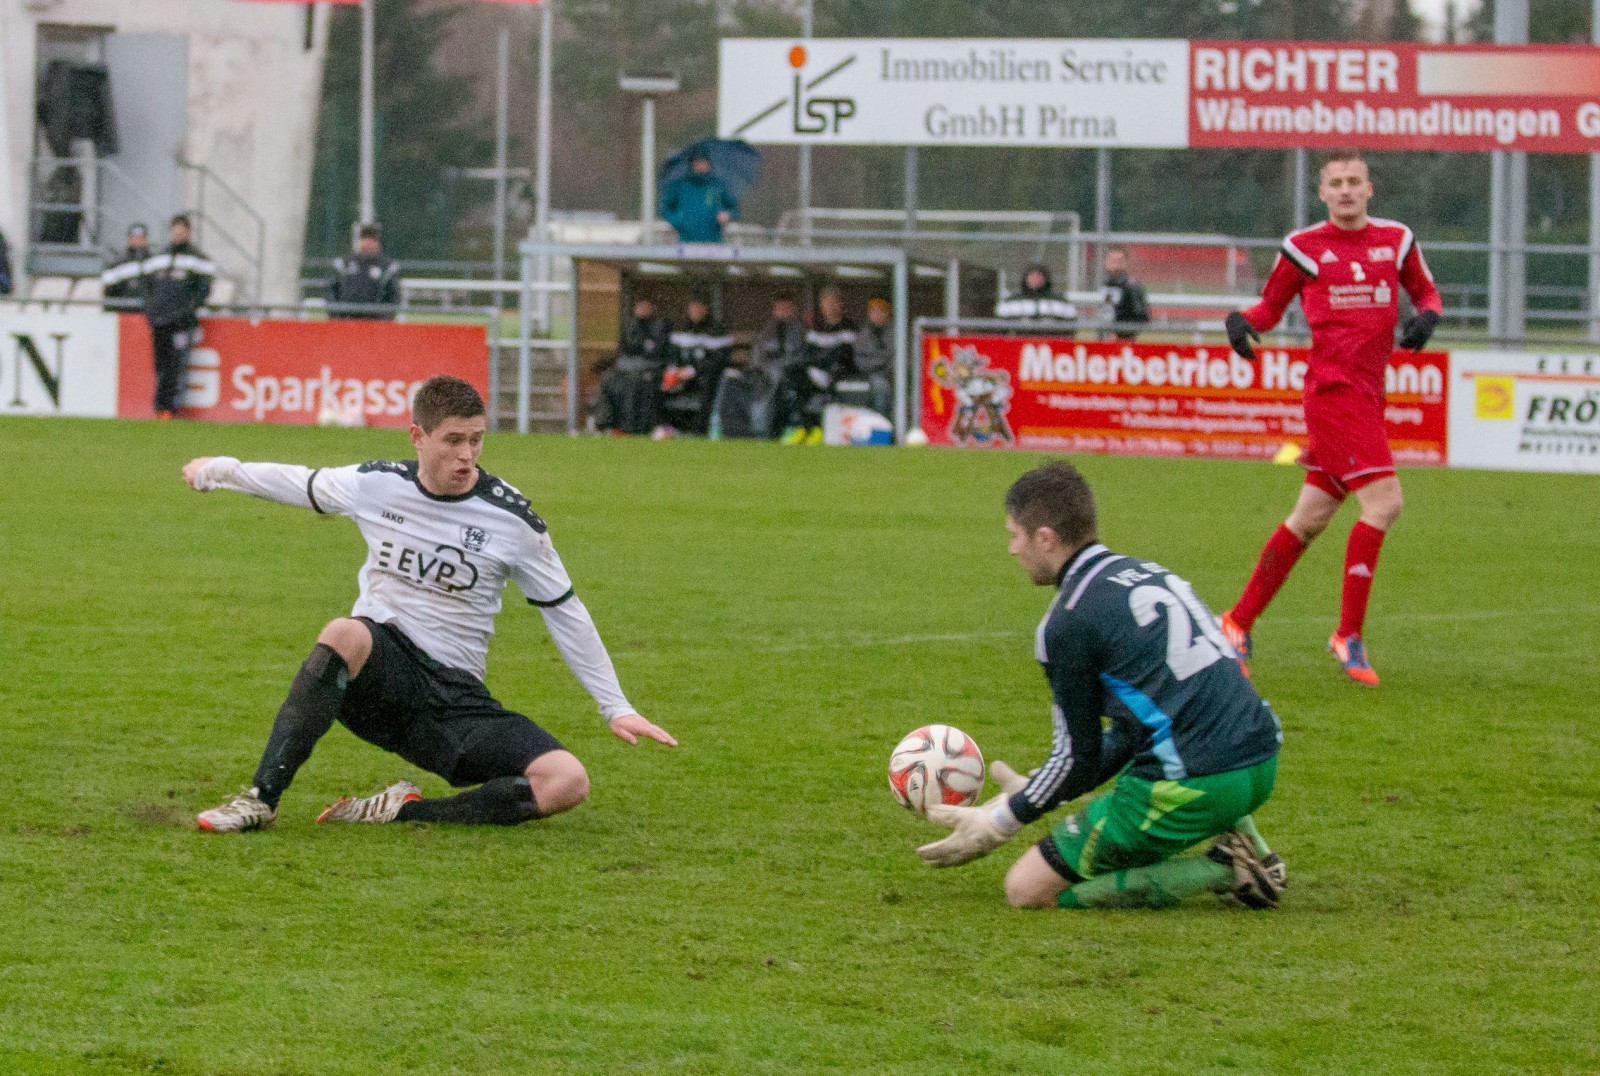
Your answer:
[734,45,857,136]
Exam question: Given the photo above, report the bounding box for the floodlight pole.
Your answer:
[798,0,813,245]
[493,26,510,286]
[902,146,918,252]
[1292,148,1308,230]
[1094,148,1113,289]
[1590,0,1600,341]
[1491,0,1529,342]
[534,0,554,330]
[620,75,680,245]
[358,0,375,226]
[641,96,656,241]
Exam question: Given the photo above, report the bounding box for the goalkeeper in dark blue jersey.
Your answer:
[917,461,1288,910]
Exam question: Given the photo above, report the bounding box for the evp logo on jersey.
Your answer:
[731,45,857,138]
[376,541,479,593]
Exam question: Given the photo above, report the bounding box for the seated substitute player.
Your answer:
[1220,149,1442,685]
[917,461,1286,910]
[185,375,675,832]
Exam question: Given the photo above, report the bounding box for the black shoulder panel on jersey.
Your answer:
[473,471,548,533]
[356,459,417,479]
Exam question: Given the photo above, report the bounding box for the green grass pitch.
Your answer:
[1,416,1596,1074]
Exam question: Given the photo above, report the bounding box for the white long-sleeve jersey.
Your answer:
[193,456,635,721]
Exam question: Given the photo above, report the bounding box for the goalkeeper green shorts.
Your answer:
[1041,755,1277,881]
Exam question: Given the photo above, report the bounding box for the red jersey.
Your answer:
[1241,217,1442,398]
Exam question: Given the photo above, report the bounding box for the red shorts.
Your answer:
[1300,383,1394,498]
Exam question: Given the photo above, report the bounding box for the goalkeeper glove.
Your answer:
[1224,311,1260,360]
[917,794,1023,868]
[1398,309,1440,351]
[988,759,1031,796]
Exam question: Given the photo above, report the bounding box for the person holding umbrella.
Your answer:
[659,140,758,244]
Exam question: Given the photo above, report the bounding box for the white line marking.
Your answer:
[609,607,1600,662]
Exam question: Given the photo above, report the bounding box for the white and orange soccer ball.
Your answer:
[888,724,985,816]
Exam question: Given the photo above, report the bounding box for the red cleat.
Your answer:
[1328,632,1380,686]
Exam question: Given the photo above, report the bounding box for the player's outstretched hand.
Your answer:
[1399,309,1441,351]
[1224,311,1260,360]
[988,760,1031,796]
[917,796,1019,868]
[608,713,678,747]
[182,456,238,491]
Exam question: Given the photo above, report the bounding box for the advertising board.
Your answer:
[1447,351,1600,473]
[921,335,1449,466]
[116,317,489,427]
[0,308,122,418]
[721,38,1600,153]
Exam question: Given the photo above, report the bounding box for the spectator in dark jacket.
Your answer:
[597,298,672,435]
[101,223,150,311]
[774,286,857,442]
[659,154,737,244]
[1101,247,1151,341]
[660,294,732,436]
[143,214,216,418]
[853,297,895,418]
[327,223,400,320]
[996,262,1076,331]
[0,226,13,295]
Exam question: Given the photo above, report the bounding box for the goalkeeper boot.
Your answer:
[1328,631,1379,686]
[317,780,423,824]
[1219,612,1253,677]
[196,787,276,833]
[1206,829,1284,910]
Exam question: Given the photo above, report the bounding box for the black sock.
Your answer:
[251,643,347,809]
[396,777,539,826]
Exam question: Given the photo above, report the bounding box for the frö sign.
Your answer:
[720,37,1600,153]
[921,335,1449,465]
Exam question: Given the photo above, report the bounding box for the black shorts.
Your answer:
[339,618,564,787]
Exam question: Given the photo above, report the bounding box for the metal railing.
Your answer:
[26,155,265,300]
[181,159,266,302]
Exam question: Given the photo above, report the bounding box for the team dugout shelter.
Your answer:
[518,241,997,437]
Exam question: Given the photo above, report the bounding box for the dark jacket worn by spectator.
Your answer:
[659,170,738,243]
[996,263,1077,326]
[853,301,895,417]
[773,311,858,436]
[1102,269,1151,341]
[101,229,151,311]
[598,308,673,435]
[144,241,215,329]
[663,313,733,436]
[328,250,400,320]
[805,314,859,382]
[0,228,13,295]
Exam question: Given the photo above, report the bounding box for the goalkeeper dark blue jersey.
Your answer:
[1007,543,1283,826]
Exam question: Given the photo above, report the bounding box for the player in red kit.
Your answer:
[1219,150,1442,686]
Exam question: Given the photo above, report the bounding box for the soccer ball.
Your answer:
[888,724,985,816]
[903,427,929,447]
[317,399,367,428]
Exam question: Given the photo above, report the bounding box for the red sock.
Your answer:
[1338,521,1386,638]
[1231,524,1307,630]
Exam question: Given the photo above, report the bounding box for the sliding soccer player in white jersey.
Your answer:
[186,375,675,832]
